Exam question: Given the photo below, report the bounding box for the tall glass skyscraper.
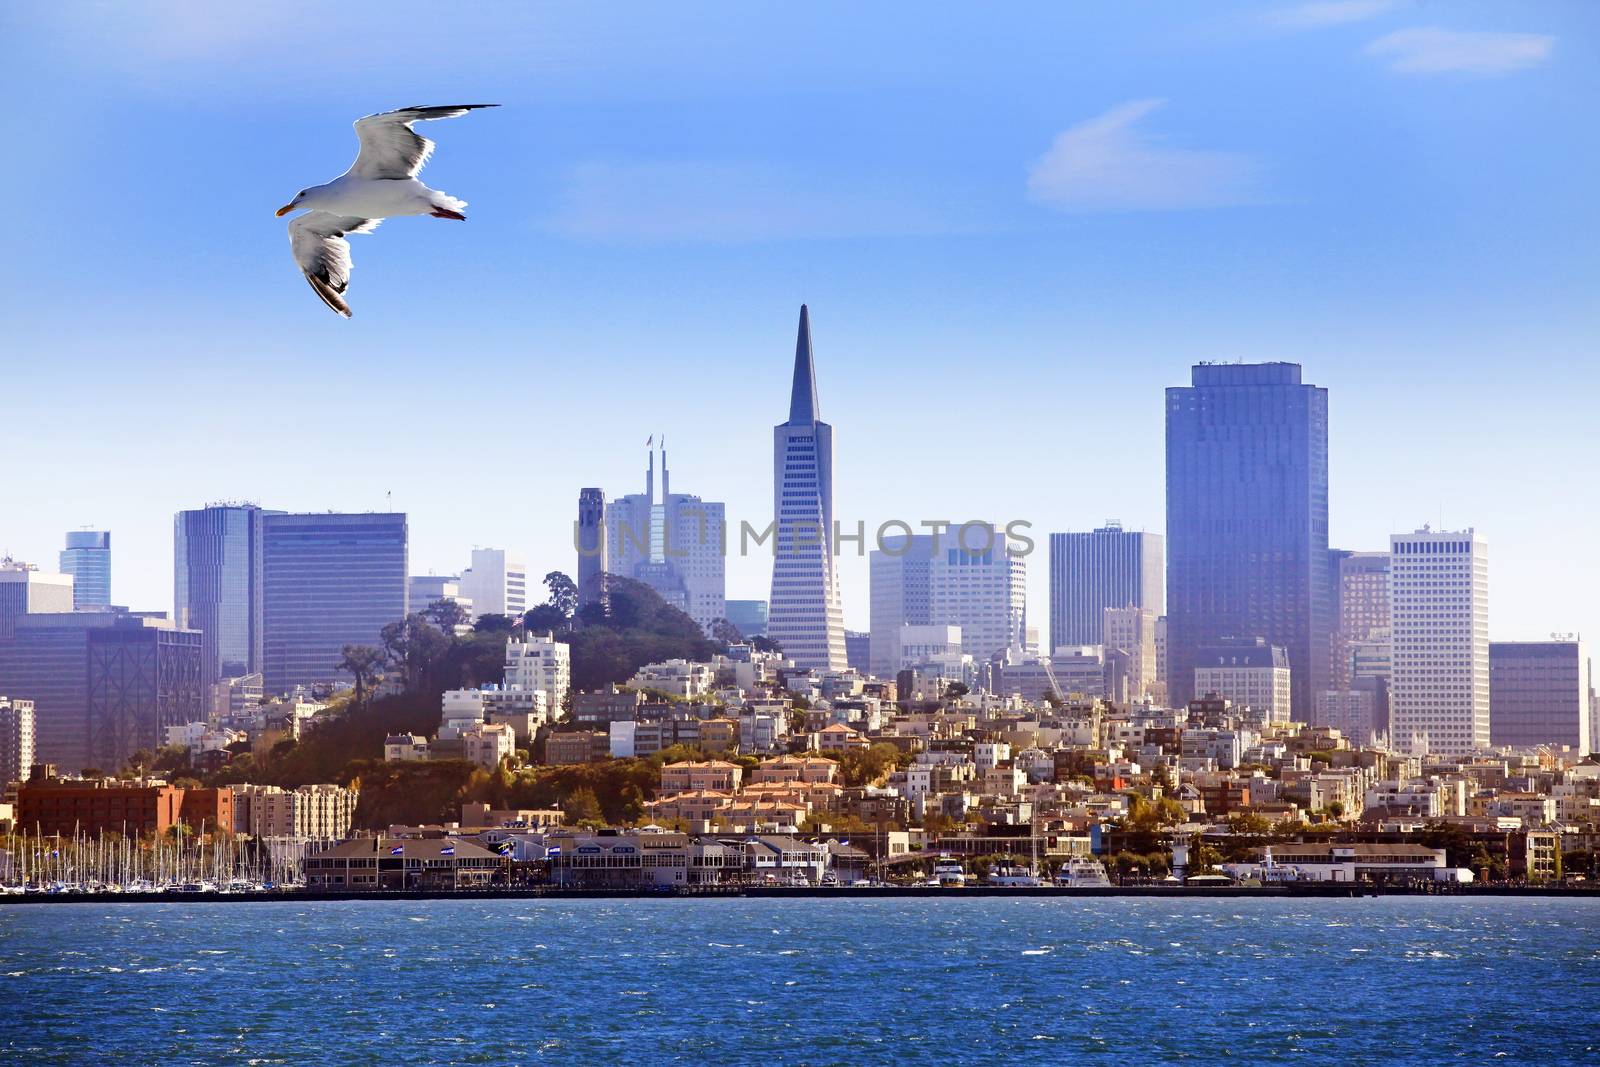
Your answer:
[59,531,111,609]
[175,504,270,683]
[261,512,408,694]
[767,305,846,672]
[1165,363,1330,719]
[1047,524,1164,651]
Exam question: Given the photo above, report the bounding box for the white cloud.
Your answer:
[545,161,961,243]
[1268,0,1397,30]
[1364,27,1554,75]
[1026,99,1262,214]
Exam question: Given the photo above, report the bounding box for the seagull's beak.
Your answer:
[275,203,297,217]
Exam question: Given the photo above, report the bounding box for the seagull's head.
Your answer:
[276,189,311,217]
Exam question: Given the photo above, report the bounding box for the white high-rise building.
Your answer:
[1389,528,1488,756]
[929,524,1027,664]
[1,695,36,785]
[767,305,846,672]
[0,560,74,634]
[605,444,726,633]
[870,534,935,678]
[460,548,528,622]
[870,527,1025,677]
[408,575,472,628]
[504,633,571,714]
[1103,605,1159,703]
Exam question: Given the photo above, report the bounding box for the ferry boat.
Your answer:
[985,864,1045,887]
[932,857,967,887]
[1054,855,1111,888]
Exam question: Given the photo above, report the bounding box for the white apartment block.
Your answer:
[1193,639,1292,723]
[628,659,717,699]
[1389,528,1488,756]
[462,723,516,770]
[504,633,571,713]
[0,696,37,786]
[896,625,963,670]
[233,783,356,840]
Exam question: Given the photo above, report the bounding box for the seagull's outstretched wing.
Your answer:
[349,104,499,180]
[288,212,380,318]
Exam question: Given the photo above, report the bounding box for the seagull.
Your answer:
[275,104,499,317]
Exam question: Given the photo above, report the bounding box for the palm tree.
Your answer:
[337,644,385,708]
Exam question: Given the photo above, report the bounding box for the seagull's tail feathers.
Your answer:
[429,191,468,215]
[306,275,352,318]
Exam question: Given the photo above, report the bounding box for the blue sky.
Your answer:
[1,1,1596,645]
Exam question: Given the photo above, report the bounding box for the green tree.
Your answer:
[337,644,385,708]
[380,614,450,693]
[838,743,908,787]
[944,682,970,700]
[711,618,743,646]
[543,571,579,618]
[563,787,604,826]
[1126,793,1185,831]
[1226,812,1272,836]
[424,597,470,635]
[523,604,568,633]
[561,577,722,691]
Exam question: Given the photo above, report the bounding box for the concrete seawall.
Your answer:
[5,883,1595,905]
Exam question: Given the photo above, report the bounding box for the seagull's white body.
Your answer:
[277,104,498,317]
[300,174,446,219]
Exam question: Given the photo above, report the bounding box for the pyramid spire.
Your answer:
[788,304,820,425]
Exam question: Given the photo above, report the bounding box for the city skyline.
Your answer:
[0,342,1593,646]
[5,7,1598,1062]
[2,3,1596,648]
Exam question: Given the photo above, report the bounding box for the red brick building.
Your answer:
[179,788,234,834]
[17,779,184,836]
[16,778,233,837]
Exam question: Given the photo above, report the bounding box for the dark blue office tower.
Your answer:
[1166,363,1330,720]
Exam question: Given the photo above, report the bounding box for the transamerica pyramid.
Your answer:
[766,305,847,672]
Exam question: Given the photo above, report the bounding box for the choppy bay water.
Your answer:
[2,897,1596,1065]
